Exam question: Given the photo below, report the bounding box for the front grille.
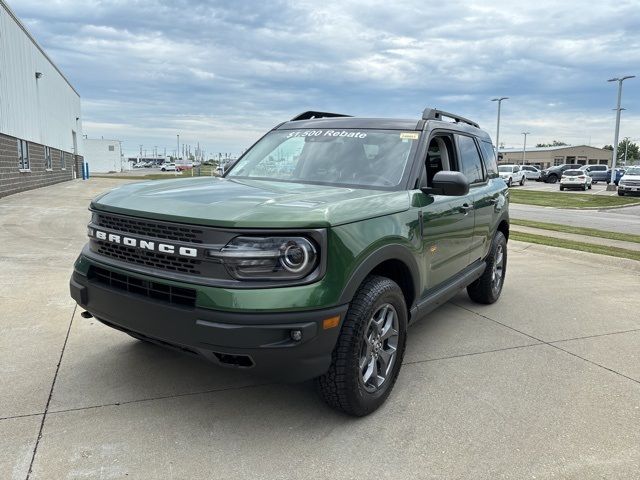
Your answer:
[95,213,204,244]
[95,241,202,275]
[623,180,640,186]
[88,266,197,307]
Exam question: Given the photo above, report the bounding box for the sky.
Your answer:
[11,0,640,157]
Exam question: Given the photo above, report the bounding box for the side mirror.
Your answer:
[422,171,469,196]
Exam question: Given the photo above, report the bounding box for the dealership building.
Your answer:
[84,138,125,173]
[499,145,612,169]
[0,0,83,198]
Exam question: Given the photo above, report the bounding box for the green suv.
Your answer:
[70,109,509,416]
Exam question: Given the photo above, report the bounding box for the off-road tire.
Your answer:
[467,231,507,305]
[317,275,407,416]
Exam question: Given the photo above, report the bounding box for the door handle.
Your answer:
[488,198,498,205]
[459,203,473,214]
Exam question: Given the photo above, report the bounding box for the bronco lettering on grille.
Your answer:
[88,227,198,258]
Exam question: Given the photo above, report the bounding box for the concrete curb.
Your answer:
[510,239,640,273]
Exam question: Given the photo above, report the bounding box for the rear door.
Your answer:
[455,134,494,264]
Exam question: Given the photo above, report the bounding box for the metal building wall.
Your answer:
[0,0,83,155]
[84,139,123,173]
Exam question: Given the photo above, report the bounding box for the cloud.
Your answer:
[10,0,640,155]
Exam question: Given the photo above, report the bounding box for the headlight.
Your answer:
[619,179,626,185]
[208,236,318,280]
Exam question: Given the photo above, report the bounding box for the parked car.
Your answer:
[618,166,640,196]
[611,168,625,186]
[559,169,592,191]
[540,164,582,183]
[70,107,510,416]
[160,163,176,172]
[498,164,526,187]
[133,163,146,169]
[521,165,541,181]
[580,164,609,183]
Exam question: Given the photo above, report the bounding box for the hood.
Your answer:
[621,174,640,181]
[91,177,411,228]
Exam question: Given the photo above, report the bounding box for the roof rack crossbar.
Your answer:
[422,108,479,128]
[290,111,352,121]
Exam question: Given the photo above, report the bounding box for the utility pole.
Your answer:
[491,97,508,162]
[521,132,530,165]
[607,75,635,190]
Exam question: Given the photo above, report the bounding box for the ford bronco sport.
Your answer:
[70,108,510,416]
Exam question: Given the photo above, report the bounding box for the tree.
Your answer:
[536,140,569,147]
[603,140,639,163]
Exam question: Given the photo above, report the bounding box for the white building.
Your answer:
[84,138,125,173]
[0,0,83,197]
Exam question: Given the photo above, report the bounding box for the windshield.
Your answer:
[564,170,582,175]
[498,166,513,172]
[625,167,640,175]
[226,129,418,189]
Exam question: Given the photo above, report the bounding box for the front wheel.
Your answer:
[467,231,507,305]
[548,175,558,184]
[520,176,525,186]
[317,275,407,416]
[618,191,625,196]
[161,168,166,172]
[560,186,564,191]
[507,178,512,187]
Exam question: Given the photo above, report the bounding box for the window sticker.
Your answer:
[286,130,367,139]
[400,132,419,140]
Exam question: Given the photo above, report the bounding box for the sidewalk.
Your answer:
[510,224,640,252]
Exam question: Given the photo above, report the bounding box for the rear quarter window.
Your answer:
[479,141,498,178]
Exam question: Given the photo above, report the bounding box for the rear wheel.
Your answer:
[507,178,512,187]
[317,275,407,416]
[467,231,507,305]
[582,184,587,191]
[520,176,525,186]
[548,174,558,184]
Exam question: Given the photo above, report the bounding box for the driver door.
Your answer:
[418,133,475,291]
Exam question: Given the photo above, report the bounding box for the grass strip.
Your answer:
[511,232,640,261]
[509,189,640,208]
[511,219,640,244]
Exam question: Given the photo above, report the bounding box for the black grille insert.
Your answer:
[88,266,197,307]
[95,241,202,275]
[95,213,204,244]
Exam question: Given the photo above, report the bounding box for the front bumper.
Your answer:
[618,184,640,193]
[70,269,348,382]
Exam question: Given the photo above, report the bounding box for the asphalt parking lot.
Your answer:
[515,178,621,195]
[2,178,640,479]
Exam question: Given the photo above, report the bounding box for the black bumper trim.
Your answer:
[70,272,348,382]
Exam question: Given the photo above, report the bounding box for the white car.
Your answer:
[618,166,640,196]
[521,165,541,181]
[559,169,592,191]
[160,163,176,172]
[498,164,526,187]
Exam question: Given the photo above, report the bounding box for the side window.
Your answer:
[45,146,52,170]
[61,151,67,170]
[479,141,498,178]
[424,135,455,187]
[456,135,484,184]
[17,139,30,171]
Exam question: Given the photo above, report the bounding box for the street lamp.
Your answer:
[491,97,509,161]
[521,132,530,165]
[607,75,635,190]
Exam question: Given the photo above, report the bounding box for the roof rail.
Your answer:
[422,108,479,128]
[290,111,352,121]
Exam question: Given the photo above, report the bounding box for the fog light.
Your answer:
[290,330,303,342]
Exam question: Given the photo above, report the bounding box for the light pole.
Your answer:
[607,75,635,190]
[491,97,508,161]
[521,132,530,165]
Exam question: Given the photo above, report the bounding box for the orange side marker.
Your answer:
[322,316,340,330]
